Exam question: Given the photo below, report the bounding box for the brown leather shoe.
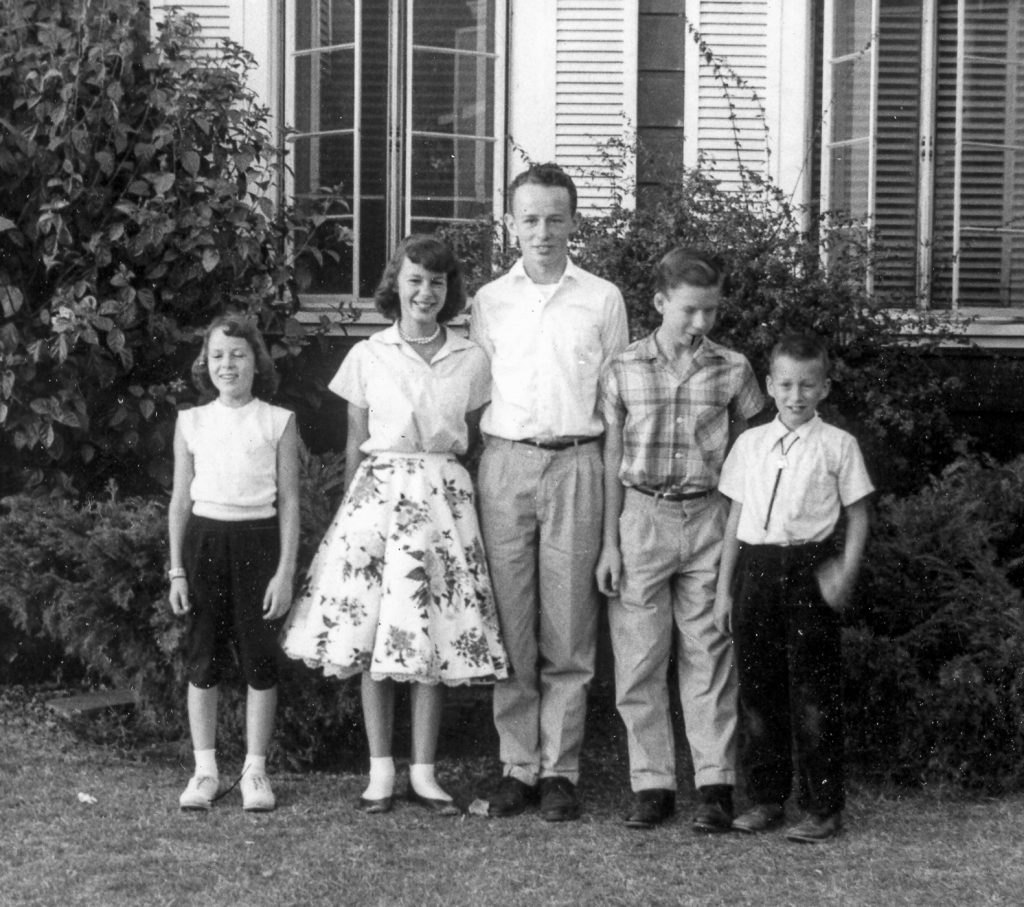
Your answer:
[692,785,735,833]
[624,789,676,829]
[732,802,785,833]
[488,777,539,817]
[539,776,581,822]
[786,811,842,843]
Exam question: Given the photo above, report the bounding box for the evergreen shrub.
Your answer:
[445,150,964,494]
[845,455,1024,791]
[0,446,360,767]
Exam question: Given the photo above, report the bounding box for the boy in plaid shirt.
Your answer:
[597,247,763,831]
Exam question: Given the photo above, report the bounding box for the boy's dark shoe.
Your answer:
[624,788,676,829]
[732,802,785,833]
[539,776,581,822]
[692,784,734,833]
[488,777,539,817]
[786,811,842,843]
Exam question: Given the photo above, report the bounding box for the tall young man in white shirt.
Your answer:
[471,163,629,821]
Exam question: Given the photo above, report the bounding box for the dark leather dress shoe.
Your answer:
[407,788,462,816]
[539,776,581,822]
[489,777,539,817]
[624,788,676,829]
[356,795,393,814]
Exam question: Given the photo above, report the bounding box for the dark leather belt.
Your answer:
[517,436,601,451]
[632,485,713,502]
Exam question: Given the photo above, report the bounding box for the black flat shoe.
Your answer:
[407,788,462,816]
[624,789,676,829]
[539,776,581,822]
[356,795,394,814]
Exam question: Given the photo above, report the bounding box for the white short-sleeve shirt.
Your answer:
[178,398,293,521]
[718,414,874,545]
[470,258,629,440]
[332,324,491,455]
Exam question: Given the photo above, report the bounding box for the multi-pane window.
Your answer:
[821,0,1024,309]
[286,1,506,299]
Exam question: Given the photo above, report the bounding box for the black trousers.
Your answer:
[183,515,282,690]
[733,541,844,817]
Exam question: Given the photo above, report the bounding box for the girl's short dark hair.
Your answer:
[191,314,280,398]
[653,246,727,295]
[373,234,466,323]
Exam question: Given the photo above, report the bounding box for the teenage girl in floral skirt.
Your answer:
[281,234,507,816]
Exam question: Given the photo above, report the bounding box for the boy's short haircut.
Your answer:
[508,162,578,215]
[770,332,831,374]
[192,313,280,398]
[653,246,726,295]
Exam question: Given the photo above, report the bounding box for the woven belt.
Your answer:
[632,485,713,502]
[517,436,602,451]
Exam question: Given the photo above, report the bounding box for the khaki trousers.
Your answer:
[478,436,603,785]
[609,488,737,791]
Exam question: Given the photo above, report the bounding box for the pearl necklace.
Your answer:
[399,323,441,345]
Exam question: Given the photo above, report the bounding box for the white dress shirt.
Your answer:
[718,414,874,545]
[470,258,628,440]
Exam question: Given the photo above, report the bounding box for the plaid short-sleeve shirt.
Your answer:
[602,333,764,492]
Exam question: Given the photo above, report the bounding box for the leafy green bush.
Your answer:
[845,455,1024,791]
[0,0,349,495]
[445,149,963,493]
[0,446,360,767]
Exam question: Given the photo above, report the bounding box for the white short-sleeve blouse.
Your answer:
[331,324,491,455]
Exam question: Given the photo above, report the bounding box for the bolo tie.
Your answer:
[764,431,800,531]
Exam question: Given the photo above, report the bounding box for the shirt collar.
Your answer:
[769,412,822,445]
[508,256,580,287]
[633,331,729,363]
[372,322,474,358]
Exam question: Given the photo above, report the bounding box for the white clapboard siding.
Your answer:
[684,0,770,191]
[555,0,638,213]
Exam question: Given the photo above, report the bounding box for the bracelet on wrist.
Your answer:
[168,567,187,581]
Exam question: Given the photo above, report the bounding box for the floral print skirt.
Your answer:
[281,452,508,685]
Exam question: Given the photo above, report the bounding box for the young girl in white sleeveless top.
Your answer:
[168,315,300,812]
[281,235,507,816]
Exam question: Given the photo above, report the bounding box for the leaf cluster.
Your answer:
[0,0,350,494]
[0,447,362,767]
[845,454,1024,790]
[444,142,965,493]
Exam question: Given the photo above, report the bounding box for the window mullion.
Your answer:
[353,0,363,301]
[403,0,415,241]
[951,0,966,311]
[915,0,937,310]
[865,0,880,296]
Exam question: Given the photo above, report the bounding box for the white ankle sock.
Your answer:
[409,763,451,802]
[362,756,395,800]
[243,754,266,776]
[194,748,218,779]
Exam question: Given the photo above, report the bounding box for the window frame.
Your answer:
[283,0,508,323]
[820,0,1024,317]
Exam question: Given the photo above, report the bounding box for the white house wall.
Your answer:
[683,0,812,205]
[149,0,278,118]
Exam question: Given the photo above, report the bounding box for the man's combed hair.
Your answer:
[191,314,280,398]
[653,247,726,294]
[508,162,578,215]
[770,332,831,373]
[374,234,466,324]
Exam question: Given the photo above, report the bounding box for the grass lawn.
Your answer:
[2,686,1022,907]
